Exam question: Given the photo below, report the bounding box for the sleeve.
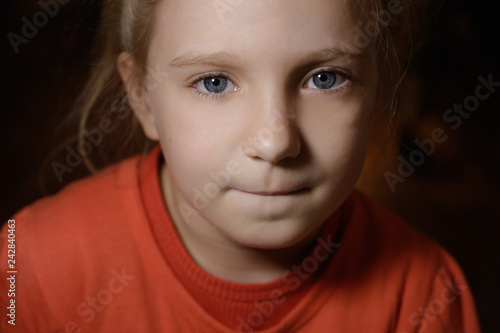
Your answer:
[396,248,482,333]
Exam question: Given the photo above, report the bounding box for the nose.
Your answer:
[240,96,301,164]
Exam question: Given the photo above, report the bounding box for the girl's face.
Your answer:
[125,0,379,249]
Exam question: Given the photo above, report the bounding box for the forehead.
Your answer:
[149,0,371,66]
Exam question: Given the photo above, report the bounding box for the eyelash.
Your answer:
[188,68,355,99]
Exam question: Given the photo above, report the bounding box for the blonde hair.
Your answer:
[71,0,160,172]
[68,0,437,173]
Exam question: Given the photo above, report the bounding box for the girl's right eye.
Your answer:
[193,75,237,96]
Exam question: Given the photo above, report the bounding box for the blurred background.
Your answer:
[1,0,499,331]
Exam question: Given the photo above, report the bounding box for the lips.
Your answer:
[235,187,308,197]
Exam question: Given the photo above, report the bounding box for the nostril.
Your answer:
[239,139,259,158]
[239,123,301,164]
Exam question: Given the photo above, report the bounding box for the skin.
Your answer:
[118,0,380,283]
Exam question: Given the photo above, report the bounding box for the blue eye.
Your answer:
[195,75,236,95]
[306,71,348,90]
[312,73,336,89]
[204,77,227,93]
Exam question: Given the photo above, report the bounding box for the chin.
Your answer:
[219,216,324,250]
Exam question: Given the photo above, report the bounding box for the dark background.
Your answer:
[1,0,499,331]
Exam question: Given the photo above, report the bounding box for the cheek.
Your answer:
[299,92,376,198]
[302,95,374,159]
[153,102,234,198]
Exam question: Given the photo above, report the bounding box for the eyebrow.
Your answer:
[169,46,368,69]
[170,51,242,69]
[307,46,369,63]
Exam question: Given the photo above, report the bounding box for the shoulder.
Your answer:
[347,189,446,260]
[0,155,149,329]
[11,155,142,234]
[1,154,146,272]
[338,190,480,332]
[307,191,481,332]
[340,189,468,292]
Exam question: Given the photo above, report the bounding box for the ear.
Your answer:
[117,52,160,141]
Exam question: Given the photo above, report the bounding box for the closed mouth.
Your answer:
[237,187,309,197]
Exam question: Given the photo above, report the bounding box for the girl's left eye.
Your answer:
[194,76,237,95]
[305,72,348,90]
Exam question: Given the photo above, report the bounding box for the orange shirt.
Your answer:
[1,147,481,332]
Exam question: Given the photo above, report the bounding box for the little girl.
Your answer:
[1,0,481,332]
